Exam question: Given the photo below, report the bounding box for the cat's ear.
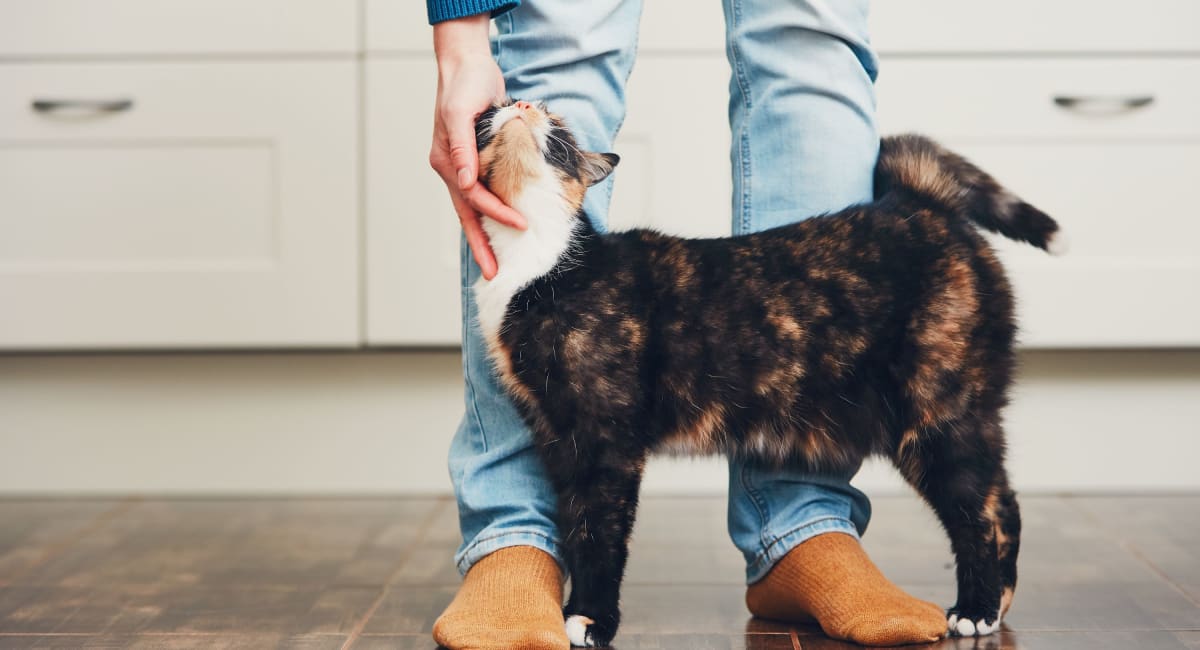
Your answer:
[581,152,620,186]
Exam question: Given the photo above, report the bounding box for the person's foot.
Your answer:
[745,532,945,646]
[433,546,569,650]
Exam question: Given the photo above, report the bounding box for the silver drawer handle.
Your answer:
[31,98,134,114]
[1053,95,1154,114]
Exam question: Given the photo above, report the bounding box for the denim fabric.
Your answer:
[449,0,878,583]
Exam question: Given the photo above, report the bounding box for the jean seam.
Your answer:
[494,12,512,73]
[738,463,772,551]
[586,2,642,231]
[460,241,489,452]
[726,0,753,235]
[739,130,752,234]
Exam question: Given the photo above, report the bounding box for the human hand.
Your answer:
[430,15,525,280]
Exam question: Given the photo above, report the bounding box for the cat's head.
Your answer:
[475,99,619,216]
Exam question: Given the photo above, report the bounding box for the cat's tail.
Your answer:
[874,134,1066,254]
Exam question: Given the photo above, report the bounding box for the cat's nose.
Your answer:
[515,101,534,111]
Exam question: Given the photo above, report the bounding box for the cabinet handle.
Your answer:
[1053,95,1154,114]
[31,98,134,114]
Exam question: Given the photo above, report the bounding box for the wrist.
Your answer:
[434,15,493,71]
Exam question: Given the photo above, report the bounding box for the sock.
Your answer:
[745,532,946,646]
[433,546,569,650]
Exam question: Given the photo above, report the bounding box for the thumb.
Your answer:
[447,118,479,191]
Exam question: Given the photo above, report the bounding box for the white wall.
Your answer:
[2,349,1197,495]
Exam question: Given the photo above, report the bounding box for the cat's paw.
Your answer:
[947,606,1002,637]
[564,614,616,647]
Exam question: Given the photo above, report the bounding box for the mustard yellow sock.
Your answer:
[432,546,569,650]
[746,532,946,646]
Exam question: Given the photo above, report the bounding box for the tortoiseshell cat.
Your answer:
[472,99,1063,647]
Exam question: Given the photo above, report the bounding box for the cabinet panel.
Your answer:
[0,62,359,348]
[2,144,274,267]
[0,0,357,57]
[364,0,428,54]
[364,58,463,345]
[871,2,1200,54]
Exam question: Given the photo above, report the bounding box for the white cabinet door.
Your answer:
[877,59,1200,347]
[364,57,464,346]
[0,61,359,349]
[1,0,357,57]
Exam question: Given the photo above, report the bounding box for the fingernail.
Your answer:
[457,168,471,189]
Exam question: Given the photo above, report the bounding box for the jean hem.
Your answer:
[744,516,860,584]
[455,529,566,577]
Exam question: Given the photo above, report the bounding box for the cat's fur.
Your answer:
[472,99,1062,647]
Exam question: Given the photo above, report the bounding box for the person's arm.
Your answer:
[429,11,525,281]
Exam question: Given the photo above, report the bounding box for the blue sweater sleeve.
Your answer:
[427,0,520,24]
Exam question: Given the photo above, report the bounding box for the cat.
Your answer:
[471,98,1063,647]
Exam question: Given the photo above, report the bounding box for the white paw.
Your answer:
[565,615,595,647]
[950,615,1000,637]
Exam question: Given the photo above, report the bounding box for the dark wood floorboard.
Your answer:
[0,495,1197,649]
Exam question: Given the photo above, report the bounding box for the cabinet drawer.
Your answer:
[878,59,1200,346]
[0,62,359,348]
[871,1,1200,54]
[1,0,356,58]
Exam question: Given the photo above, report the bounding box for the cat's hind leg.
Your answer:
[892,411,1018,637]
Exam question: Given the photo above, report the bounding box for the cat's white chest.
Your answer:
[472,176,577,345]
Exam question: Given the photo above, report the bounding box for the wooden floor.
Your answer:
[0,494,1197,649]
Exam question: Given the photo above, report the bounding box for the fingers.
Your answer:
[433,110,526,232]
[464,184,526,230]
[446,114,479,191]
[450,192,498,280]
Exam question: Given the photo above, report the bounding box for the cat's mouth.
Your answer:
[491,102,548,147]
[478,100,551,152]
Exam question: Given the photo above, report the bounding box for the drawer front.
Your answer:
[878,59,1200,347]
[0,62,359,348]
[1,0,356,58]
[871,1,1200,54]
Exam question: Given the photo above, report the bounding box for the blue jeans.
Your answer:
[450,0,879,584]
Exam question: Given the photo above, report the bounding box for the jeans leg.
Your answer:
[721,0,880,584]
[450,0,643,576]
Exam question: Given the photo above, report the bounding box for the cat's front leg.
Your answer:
[551,451,645,648]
